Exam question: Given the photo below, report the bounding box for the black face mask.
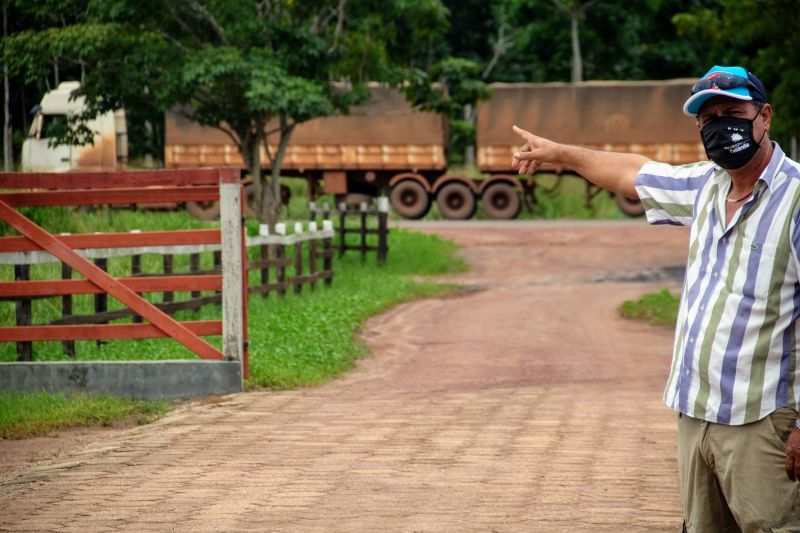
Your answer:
[700,115,764,170]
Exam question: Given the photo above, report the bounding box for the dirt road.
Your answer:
[0,220,690,532]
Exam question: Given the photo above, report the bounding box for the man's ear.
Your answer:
[760,103,772,130]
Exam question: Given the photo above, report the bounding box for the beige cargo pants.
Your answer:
[678,407,800,532]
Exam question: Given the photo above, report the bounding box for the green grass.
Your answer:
[619,289,680,326]
[0,391,169,439]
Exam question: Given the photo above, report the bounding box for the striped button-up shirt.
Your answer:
[635,143,800,425]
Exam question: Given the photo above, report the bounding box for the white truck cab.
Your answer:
[21,81,127,172]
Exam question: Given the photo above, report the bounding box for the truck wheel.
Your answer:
[482,182,521,219]
[613,193,645,217]
[390,180,431,219]
[185,200,221,220]
[436,182,476,220]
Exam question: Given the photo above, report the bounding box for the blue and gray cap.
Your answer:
[683,65,767,117]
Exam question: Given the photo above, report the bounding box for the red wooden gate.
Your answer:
[0,168,249,377]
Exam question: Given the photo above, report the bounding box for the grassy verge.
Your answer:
[0,391,169,439]
[619,289,680,326]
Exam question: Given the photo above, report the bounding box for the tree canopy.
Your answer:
[2,0,798,202]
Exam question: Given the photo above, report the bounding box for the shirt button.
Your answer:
[685,369,690,376]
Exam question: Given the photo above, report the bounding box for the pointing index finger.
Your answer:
[512,125,532,140]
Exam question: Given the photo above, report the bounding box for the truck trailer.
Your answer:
[164,79,705,219]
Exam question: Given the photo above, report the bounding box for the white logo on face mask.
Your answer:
[731,133,744,142]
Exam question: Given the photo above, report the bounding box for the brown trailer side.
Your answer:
[165,86,448,219]
[473,80,706,217]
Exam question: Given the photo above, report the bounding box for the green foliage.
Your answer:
[0,391,168,439]
[671,0,800,145]
[619,288,680,326]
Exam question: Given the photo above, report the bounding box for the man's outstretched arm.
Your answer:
[511,125,650,199]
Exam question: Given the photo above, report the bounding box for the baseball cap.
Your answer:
[683,65,767,117]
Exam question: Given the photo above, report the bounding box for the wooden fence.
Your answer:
[1,222,334,361]
[310,197,389,263]
[0,168,248,375]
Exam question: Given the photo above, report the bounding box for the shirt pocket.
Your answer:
[734,237,781,301]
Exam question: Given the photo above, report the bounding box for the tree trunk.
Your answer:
[463,103,475,168]
[570,7,582,83]
[2,2,12,172]
[240,126,264,219]
[258,115,295,228]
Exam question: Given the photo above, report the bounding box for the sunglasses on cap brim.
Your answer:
[691,72,759,95]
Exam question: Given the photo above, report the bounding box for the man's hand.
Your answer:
[511,124,647,199]
[786,428,800,481]
[511,125,562,175]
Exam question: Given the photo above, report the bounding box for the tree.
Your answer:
[3,1,11,171]
[3,0,451,226]
[673,0,800,154]
[551,0,598,83]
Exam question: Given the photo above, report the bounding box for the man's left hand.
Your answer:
[785,428,800,481]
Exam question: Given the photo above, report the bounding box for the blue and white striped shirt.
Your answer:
[635,143,800,425]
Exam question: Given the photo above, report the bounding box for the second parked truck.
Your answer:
[165,79,705,219]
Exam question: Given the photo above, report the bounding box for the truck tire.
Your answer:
[185,200,221,220]
[436,182,476,220]
[613,193,645,217]
[390,180,431,219]
[482,182,521,219]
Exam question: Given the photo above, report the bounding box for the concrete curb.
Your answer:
[0,360,242,400]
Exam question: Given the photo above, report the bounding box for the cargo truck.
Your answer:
[165,79,705,219]
[21,81,128,172]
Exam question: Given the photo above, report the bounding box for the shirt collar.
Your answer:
[713,141,785,192]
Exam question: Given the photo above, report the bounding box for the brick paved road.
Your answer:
[0,221,688,532]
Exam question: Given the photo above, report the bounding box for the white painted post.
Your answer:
[258,223,269,236]
[377,197,389,213]
[275,223,286,236]
[294,222,303,234]
[219,180,243,365]
[308,221,318,232]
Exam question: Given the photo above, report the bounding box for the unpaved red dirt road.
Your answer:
[0,220,689,532]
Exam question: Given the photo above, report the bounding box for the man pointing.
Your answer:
[513,65,800,532]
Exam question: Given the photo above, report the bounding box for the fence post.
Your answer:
[258,223,270,297]
[309,201,317,223]
[219,174,244,367]
[14,264,32,361]
[61,262,75,358]
[190,253,201,299]
[338,202,347,258]
[377,197,389,264]
[130,230,143,323]
[294,222,303,295]
[276,223,287,298]
[309,222,318,291]
[323,219,334,287]
[94,257,108,347]
[359,202,368,260]
[162,253,174,304]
